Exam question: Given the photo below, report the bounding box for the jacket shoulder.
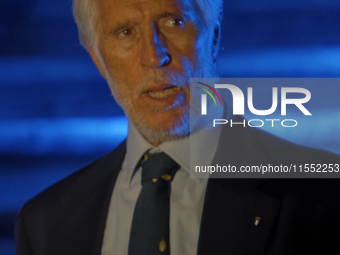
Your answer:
[17,140,126,219]
[250,127,340,164]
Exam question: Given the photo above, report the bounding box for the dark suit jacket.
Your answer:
[16,125,340,255]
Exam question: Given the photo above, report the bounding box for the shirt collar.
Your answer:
[125,122,154,184]
[125,103,224,184]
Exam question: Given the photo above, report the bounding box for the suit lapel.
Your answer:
[197,178,280,255]
[197,122,281,255]
[46,141,127,255]
[91,141,126,255]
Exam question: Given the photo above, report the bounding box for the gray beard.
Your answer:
[105,57,216,145]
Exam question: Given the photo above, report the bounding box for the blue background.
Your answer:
[1,0,340,254]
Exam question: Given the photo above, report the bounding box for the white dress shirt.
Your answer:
[101,106,223,255]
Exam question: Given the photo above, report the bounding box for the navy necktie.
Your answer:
[128,151,180,255]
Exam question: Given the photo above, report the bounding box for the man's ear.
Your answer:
[83,37,107,79]
[212,24,221,63]
[212,9,223,62]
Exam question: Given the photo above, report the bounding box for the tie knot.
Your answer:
[140,151,180,184]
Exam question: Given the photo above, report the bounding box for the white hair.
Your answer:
[72,0,99,47]
[72,0,223,47]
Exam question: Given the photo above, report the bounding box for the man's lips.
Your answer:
[147,87,178,98]
[143,84,180,100]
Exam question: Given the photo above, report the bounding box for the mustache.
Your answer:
[135,69,188,94]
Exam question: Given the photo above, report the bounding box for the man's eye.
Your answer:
[118,29,132,37]
[165,18,185,28]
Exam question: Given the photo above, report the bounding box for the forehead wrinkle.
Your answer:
[96,0,206,35]
[103,0,185,17]
[97,2,143,32]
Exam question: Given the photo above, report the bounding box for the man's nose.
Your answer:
[141,24,170,69]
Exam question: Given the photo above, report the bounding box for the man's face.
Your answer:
[90,0,217,145]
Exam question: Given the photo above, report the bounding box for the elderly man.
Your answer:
[16,0,340,255]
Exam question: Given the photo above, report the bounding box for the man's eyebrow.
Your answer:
[110,13,182,34]
[156,12,183,20]
[111,22,135,34]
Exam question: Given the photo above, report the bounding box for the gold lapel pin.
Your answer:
[254,217,261,226]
